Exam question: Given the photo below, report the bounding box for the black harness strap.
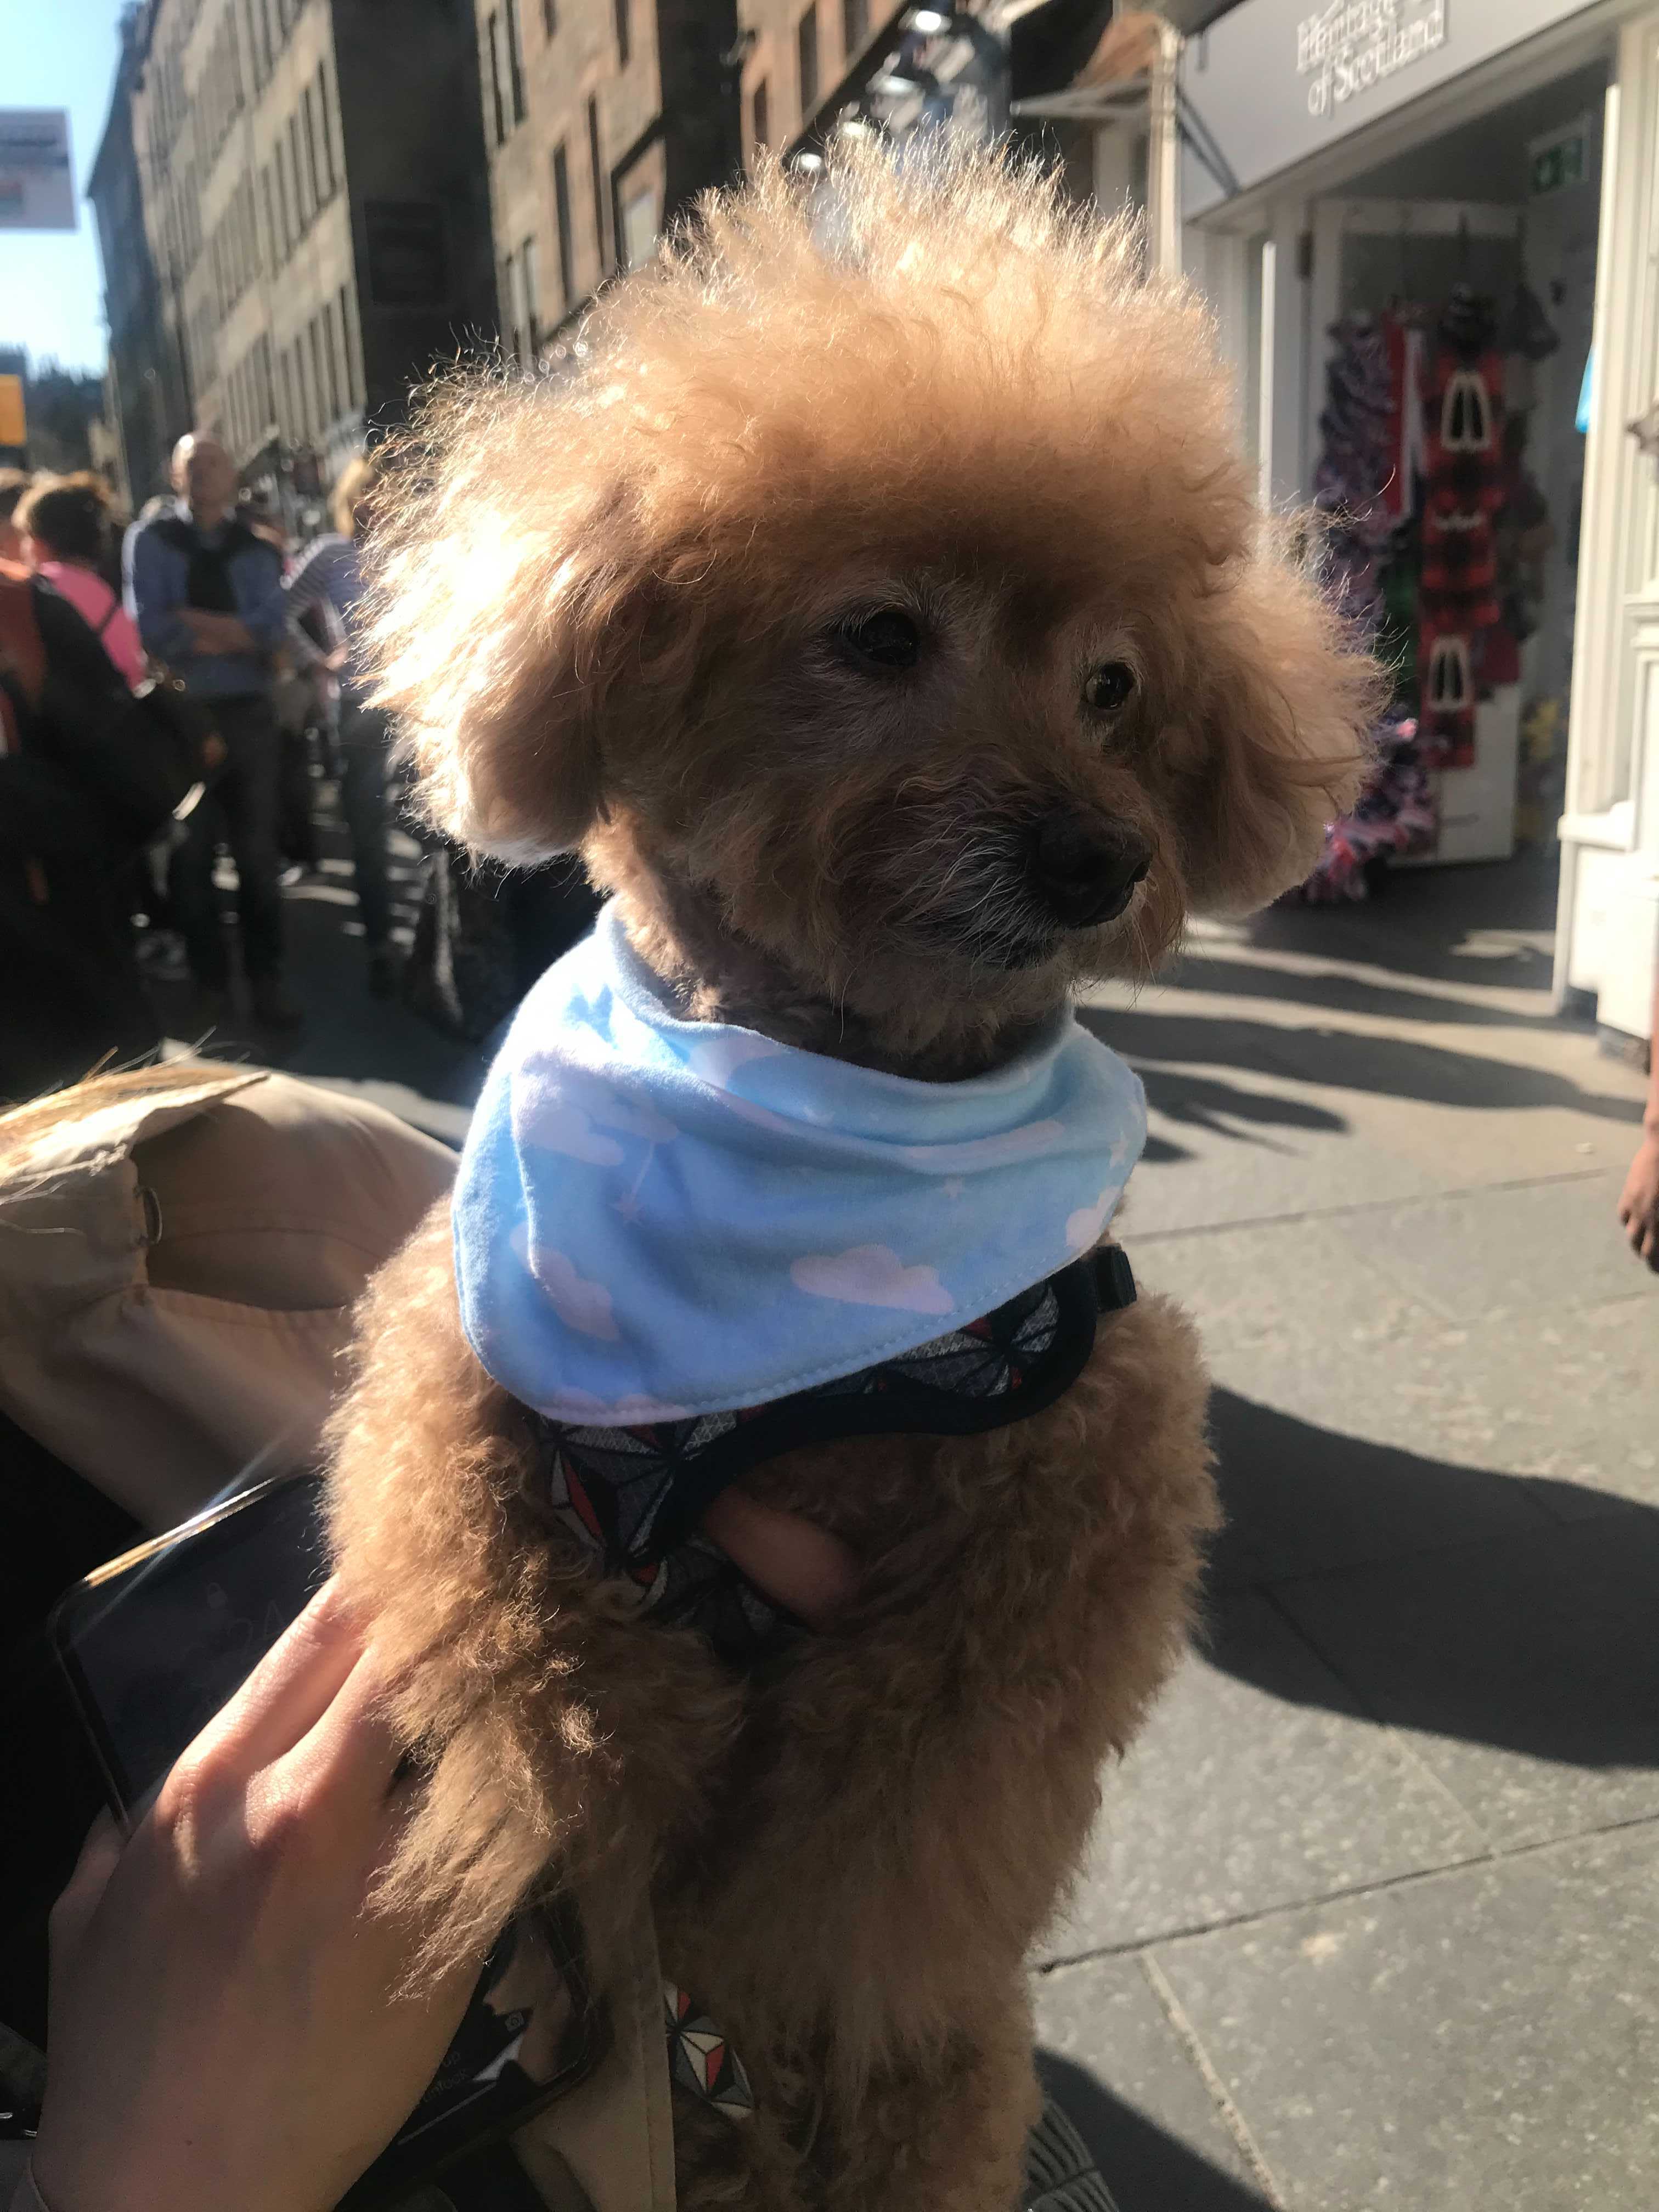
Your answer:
[520,1250,1137,1663]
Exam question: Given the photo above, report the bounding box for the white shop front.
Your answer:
[1177,0,1659,1038]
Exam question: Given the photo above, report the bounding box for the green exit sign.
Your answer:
[1531,132,1587,198]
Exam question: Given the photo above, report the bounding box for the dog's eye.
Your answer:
[1084,662,1137,712]
[839,608,922,673]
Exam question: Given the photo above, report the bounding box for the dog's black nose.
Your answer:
[1029,815,1153,930]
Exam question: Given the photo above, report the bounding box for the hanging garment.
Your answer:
[1417,318,1505,767]
[1380,313,1428,524]
[1296,712,1436,902]
[1313,314,1398,635]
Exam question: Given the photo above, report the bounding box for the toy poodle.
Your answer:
[327,141,1376,2210]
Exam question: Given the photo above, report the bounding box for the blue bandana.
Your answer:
[453,904,1147,1427]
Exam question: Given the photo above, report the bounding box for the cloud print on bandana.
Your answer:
[791,1245,955,1316]
[511,1225,621,1341]
[1065,1189,1116,1254]
[516,1094,627,1168]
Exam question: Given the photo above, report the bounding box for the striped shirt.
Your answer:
[283,532,369,704]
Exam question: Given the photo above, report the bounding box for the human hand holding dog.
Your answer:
[31,1583,485,2212]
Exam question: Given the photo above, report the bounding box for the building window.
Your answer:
[487,12,507,146]
[506,0,527,125]
[552,142,574,309]
[613,0,630,67]
[339,283,360,407]
[522,236,540,357]
[317,63,337,197]
[542,0,557,33]
[279,346,295,439]
[322,301,342,422]
[499,256,514,355]
[289,114,308,228]
[842,0,867,55]
[274,146,292,259]
[751,78,769,154]
[621,188,656,271]
[797,7,819,120]
[586,94,606,273]
[302,86,322,212]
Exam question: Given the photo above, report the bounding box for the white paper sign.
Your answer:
[0,110,77,233]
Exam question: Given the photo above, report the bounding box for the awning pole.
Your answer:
[1146,16,1182,277]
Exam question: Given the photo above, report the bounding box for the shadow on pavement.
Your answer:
[1163,951,1561,1032]
[1135,1063,1348,1151]
[1080,1005,1642,1127]
[1036,2050,1272,2211]
[1243,852,1560,992]
[1205,1391,1659,1773]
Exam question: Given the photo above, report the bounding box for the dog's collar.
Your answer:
[520,1246,1136,1663]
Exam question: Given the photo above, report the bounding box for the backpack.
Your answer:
[1,567,215,854]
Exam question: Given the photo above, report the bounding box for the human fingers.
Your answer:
[173,1578,364,1788]
[48,1812,125,1965]
[700,1488,862,1629]
[267,1637,413,1831]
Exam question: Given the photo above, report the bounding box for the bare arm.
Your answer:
[1617,972,1659,1270]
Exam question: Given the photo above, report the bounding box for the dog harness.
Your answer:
[454,902,1147,1429]
[521,1244,1137,1663]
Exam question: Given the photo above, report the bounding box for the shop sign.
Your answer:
[1297,0,1448,120]
[0,110,76,233]
[1529,123,1588,196]
[1183,0,1603,217]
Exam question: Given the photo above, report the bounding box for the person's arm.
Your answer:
[236,540,292,656]
[123,524,194,665]
[29,1583,489,2212]
[1617,972,1659,1270]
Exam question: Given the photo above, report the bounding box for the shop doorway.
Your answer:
[1296,62,1607,895]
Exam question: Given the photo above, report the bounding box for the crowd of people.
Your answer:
[1,431,606,1111]
[0,433,399,1104]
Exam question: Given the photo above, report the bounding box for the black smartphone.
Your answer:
[47,1473,603,2208]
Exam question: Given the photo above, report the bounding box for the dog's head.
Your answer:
[370,144,1377,1041]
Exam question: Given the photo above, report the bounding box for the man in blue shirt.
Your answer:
[125,433,301,1029]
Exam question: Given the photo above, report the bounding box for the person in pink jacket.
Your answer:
[15,476,146,691]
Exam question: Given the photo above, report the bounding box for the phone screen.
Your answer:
[47,1476,604,2202]
[50,1471,330,1817]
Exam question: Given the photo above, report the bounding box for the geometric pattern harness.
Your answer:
[520,1246,1138,1664]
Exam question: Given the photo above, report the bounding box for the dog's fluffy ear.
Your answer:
[364,380,659,860]
[1172,541,1382,913]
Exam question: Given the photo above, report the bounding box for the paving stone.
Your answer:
[1271,1514,1659,1850]
[1039,1592,1485,1960]
[1153,1824,1659,2212]
[1032,1955,1269,2211]
[1133,1222,1659,1523]
[1329,1173,1659,1326]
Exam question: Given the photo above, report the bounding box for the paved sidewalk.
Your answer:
[1043,854,1659,2212]
[165,827,1659,2209]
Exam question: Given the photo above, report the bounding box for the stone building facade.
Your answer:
[109,0,498,517]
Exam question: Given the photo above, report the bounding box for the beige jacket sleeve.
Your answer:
[0,1065,455,1529]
